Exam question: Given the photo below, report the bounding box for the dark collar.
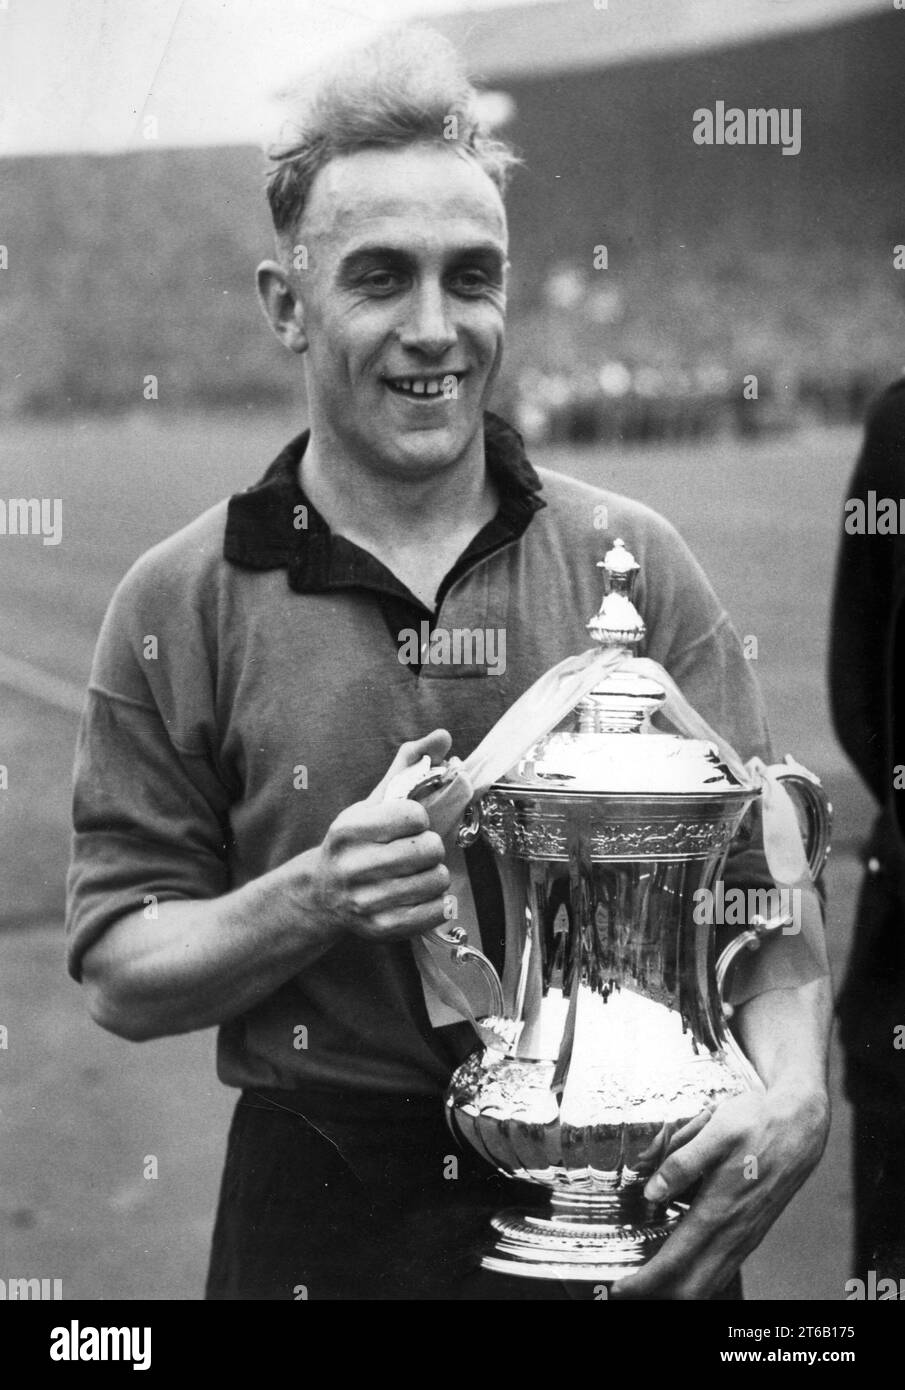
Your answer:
[224,411,546,602]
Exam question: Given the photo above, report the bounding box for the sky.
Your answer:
[0,0,891,157]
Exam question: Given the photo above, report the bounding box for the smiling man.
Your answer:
[66,27,831,1301]
[257,135,509,611]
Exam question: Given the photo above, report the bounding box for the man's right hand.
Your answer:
[82,730,455,1040]
[307,728,453,944]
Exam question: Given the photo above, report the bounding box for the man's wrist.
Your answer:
[763,1074,831,1149]
[231,848,348,963]
[766,1071,830,1107]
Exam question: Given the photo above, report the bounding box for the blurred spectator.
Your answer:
[829,376,905,1283]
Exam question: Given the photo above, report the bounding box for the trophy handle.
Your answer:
[715,910,795,1009]
[386,767,504,1018]
[715,909,797,1096]
[717,759,831,1010]
[769,758,833,879]
[456,798,483,848]
[430,920,505,1018]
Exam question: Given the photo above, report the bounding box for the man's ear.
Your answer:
[256,260,308,354]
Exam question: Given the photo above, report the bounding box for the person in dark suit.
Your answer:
[830,375,905,1282]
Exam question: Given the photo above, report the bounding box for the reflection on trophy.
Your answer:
[421,540,831,1283]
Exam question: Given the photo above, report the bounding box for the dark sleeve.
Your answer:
[829,380,905,807]
[64,549,233,982]
[65,691,232,981]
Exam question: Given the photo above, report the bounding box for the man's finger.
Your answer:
[338,834,447,885]
[351,865,451,909]
[331,799,432,846]
[661,1107,716,1159]
[610,1189,749,1300]
[368,897,452,939]
[367,729,453,803]
[642,1107,736,1204]
[634,1108,715,1169]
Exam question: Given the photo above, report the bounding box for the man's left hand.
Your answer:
[609,1082,830,1300]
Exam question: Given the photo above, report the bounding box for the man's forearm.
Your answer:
[734,975,833,1101]
[81,851,341,1042]
[79,759,452,1044]
[616,974,834,1298]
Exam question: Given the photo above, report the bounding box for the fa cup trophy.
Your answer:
[410,540,831,1284]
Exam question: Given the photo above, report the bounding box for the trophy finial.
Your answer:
[599,537,639,579]
[587,537,646,649]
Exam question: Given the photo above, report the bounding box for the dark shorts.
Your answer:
[205,1088,743,1301]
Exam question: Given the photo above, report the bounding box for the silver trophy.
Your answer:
[417,540,831,1283]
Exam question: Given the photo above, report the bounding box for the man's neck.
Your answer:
[298,424,499,606]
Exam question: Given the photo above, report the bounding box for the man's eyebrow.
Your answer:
[337,242,507,272]
[447,243,508,268]
[336,245,409,274]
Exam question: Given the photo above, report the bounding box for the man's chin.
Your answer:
[378,420,484,476]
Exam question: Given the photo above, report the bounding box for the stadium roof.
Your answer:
[424,0,892,81]
[0,0,889,156]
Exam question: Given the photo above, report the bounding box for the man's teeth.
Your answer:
[389,377,456,396]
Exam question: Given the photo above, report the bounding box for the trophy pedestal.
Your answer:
[480,1193,683,1284]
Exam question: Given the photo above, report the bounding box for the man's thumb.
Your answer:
[368,729,453,803]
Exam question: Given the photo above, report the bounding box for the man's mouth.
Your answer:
[383,372,465,399]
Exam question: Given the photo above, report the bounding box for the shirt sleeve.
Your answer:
[654,531,829,1007]
[65,540,233,982]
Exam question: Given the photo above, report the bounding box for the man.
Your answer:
[830,376,905,1284]
[67,27,831,1300]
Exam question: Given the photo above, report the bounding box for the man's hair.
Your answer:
[266,26,520,242]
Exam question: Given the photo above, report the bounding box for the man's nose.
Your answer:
[396,283,457,356]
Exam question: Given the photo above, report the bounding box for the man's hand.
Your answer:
[610,1082,829,1300]
[609,973,831,1304]
[309,729,454,943]
[82,729,455,1040]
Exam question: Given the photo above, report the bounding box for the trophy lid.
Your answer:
[496,539,748,798]
[499,728,746,795]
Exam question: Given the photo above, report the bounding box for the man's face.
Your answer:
[291,142,508,478]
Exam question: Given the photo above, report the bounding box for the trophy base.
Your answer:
[480,1199,683,1284]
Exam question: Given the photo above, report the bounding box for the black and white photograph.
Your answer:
[1,0,904,1351]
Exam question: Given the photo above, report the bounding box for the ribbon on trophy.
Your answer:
[387,644,827,1032]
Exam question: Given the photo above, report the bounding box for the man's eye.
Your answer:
[360,271,403,293]
[450,270,491,294]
